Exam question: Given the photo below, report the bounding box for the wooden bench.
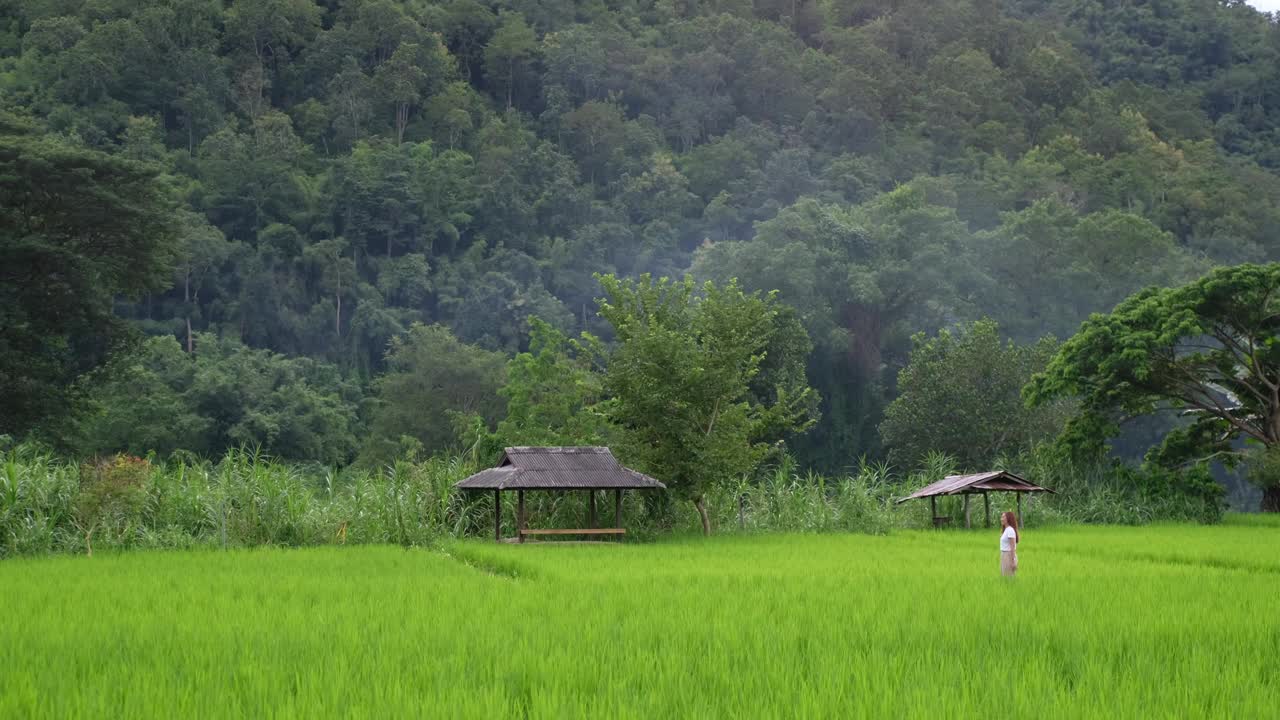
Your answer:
[518,528,626,543]
[932,517,953,528]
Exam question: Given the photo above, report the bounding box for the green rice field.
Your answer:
[3,517,1278,718]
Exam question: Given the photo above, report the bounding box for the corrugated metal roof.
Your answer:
[501,447,620,471]
[455,447,667,491]
[897,471,1053,503]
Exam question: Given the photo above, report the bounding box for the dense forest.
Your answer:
[3,0,1280,502]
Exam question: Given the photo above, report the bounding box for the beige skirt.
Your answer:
[1000,550,1018,576]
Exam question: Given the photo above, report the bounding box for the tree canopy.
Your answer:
[0,115,176,437]
[4,0,1280,508]
[596,274,817,534]
[881,319,1071,470]
[1027,263,1280,510]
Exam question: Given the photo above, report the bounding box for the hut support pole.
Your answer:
[984,492,991,528]
[964,493,971,529]
[1017,492,1023,527]
[614,490,622,529]
[517,490,526,543]
[494,490,502,542]
[589,491,598,528]
[930,496,937,526]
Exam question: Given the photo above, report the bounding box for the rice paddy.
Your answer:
[2,517,1278,718]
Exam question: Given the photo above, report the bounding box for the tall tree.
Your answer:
[0,115,177,438]
[595,274,817,534]
[302,236,358,340]
[224,0,321,98]
[483,12,537,111]
[173,209,235,354]
[881,319,1072,469]
[1027,264,1280,511]
[196,111,308,240]
[694,184,973,468]
[374,40,454,144]
[363,324,508,463]
[466,317,612,457]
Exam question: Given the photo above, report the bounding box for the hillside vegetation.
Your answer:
[3,0,1280,477]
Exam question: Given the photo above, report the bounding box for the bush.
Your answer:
[1005,444,1226,525]
[75,455,151,555]
[1245,447,1280,512]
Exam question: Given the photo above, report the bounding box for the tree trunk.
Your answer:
[184,270,194,353]
[395,102,408,145]
[694,496,711,536]
[85,527,93,557]
[1263,485,1280,513]
[335,272,342,337]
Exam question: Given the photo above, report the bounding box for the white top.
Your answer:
[1000,526,1018,552]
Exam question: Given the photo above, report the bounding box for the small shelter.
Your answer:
[454,447,666,542]
[896,470,1054,528]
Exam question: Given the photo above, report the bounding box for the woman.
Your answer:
[999,511,1019,577]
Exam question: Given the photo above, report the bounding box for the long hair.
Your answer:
[1000,511,1019,543]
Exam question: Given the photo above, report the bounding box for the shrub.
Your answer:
[75,455,151,555]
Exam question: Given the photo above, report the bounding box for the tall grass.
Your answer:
[0,443,483,558]
[0,440,1235,559]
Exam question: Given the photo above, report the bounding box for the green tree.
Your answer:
[1026,264,1280,511]
[374,40,455,144]
[880,320,1072,470]
[595,274,817,535]
[196,111,308,240]
[224,0,321,90]
[0,116,177,439]
[173,209,236,354]
[466,317,612,458]
[79,335,361,464]
[363,324,508,463]
[483,12,537,111]
[974,199,1194,341]
[694,184,974,469]
[302,236,358,341]
[438,0,498,81]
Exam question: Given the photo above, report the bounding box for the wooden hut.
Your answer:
[454,447,665,542]
[897,470,1053,528]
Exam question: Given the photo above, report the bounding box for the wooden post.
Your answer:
[494,490,502,542]
[1016,492,1023,527]
[930,496,937,527]
[517,490,526,543]
[964,493,971,529]
[738,494,745,530]
[984,491,991,528]
[614,489,622,529]
[589,490,598,528]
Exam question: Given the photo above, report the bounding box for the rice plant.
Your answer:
[1,520,1276,718]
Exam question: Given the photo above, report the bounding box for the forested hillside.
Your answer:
[2,0,1279,474]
